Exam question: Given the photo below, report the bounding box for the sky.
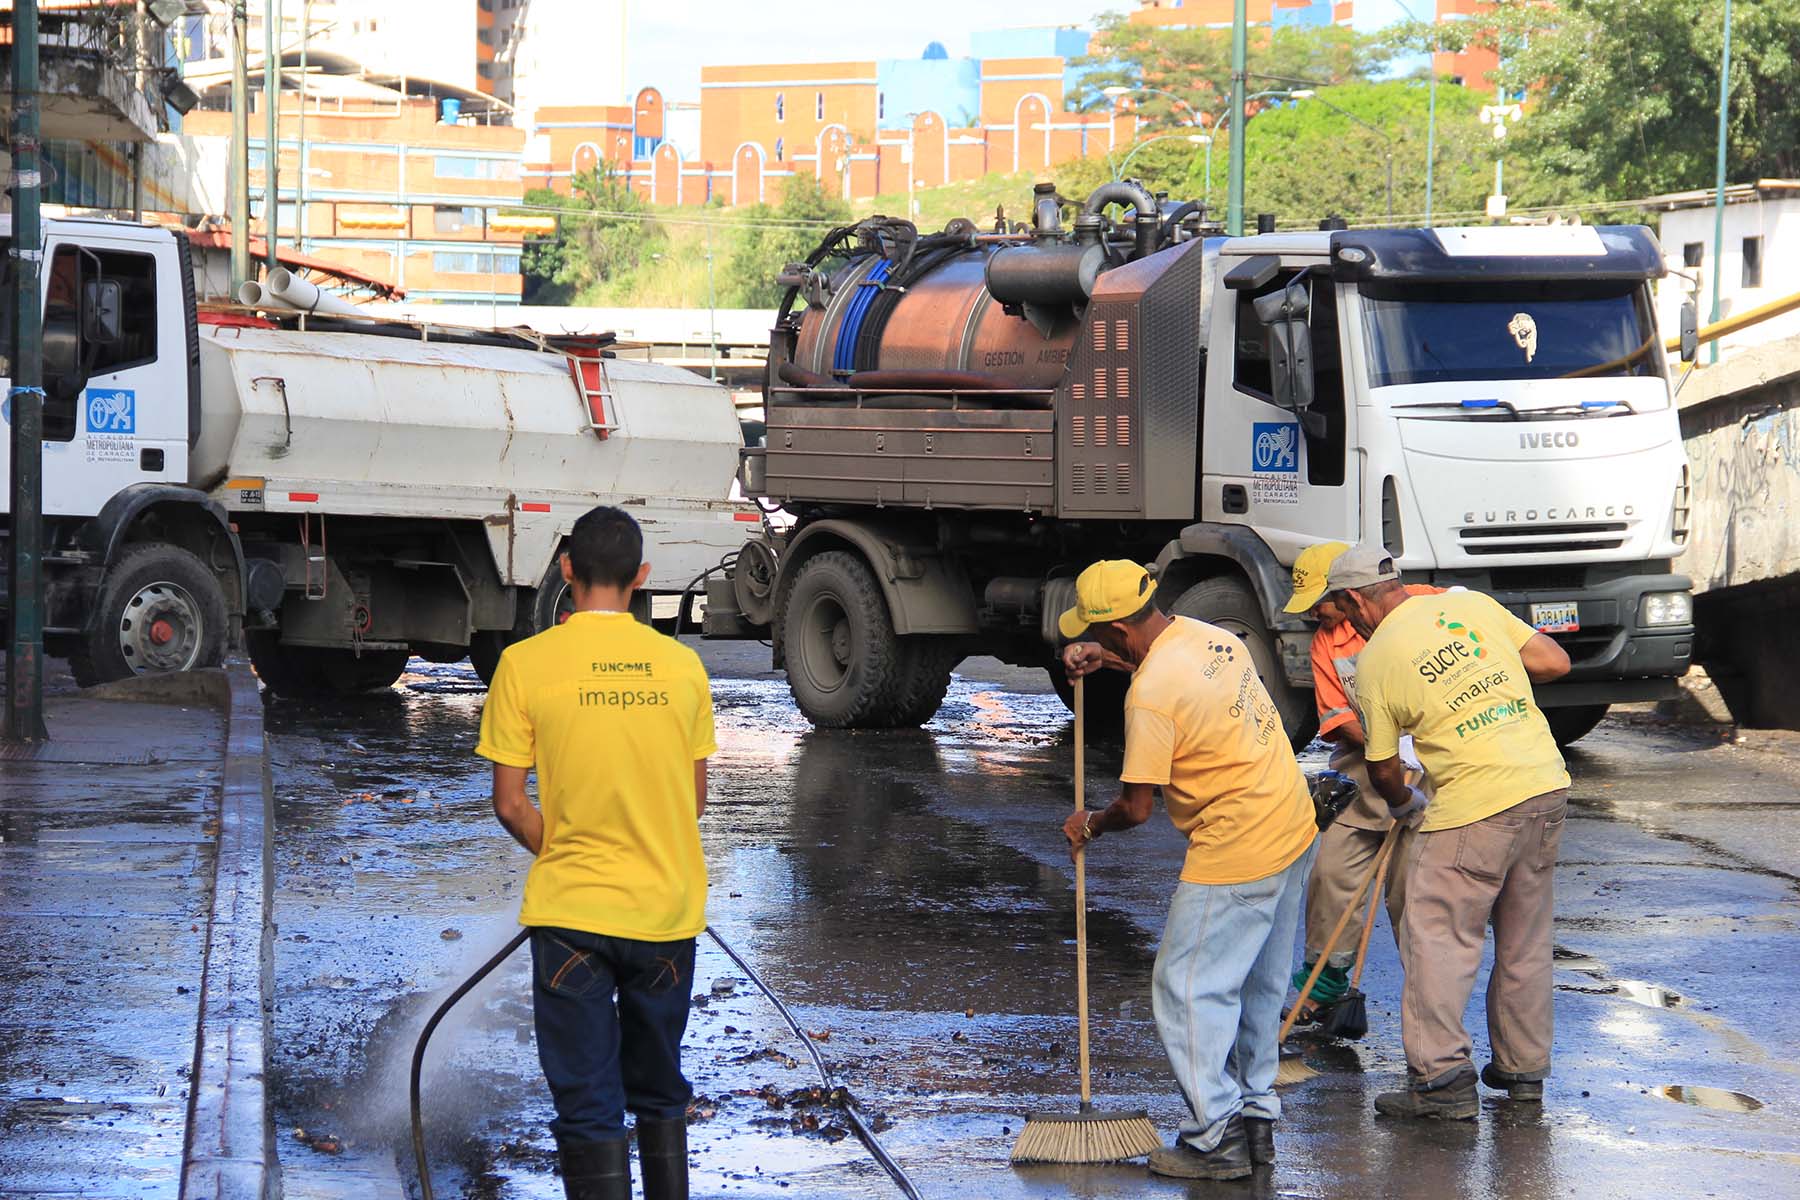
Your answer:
[627,0,1119,103]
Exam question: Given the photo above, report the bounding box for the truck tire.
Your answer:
[1049,666,1131,734]
[246,631,321,694]
[782,550,905,728]
[886,637,962,727]
[315,649,412,694]
[1169,576,1318,751]
[470,564,576,687]
[1545,703,1608,748]
[69,542,228,686]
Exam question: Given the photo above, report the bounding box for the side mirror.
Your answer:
[1679,300,1699,363]
[1254,281,1315,412]
[42,313,87,401]
[82,278,122,347]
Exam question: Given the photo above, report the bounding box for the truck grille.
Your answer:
[1458,521,1630,556]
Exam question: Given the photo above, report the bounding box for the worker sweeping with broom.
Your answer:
[1033,561,1317,1180]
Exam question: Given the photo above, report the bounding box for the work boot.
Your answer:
[558,1136,630,1200]
[1374,1069,1479,1121]
[1482,1062,1545,1103]
[1147,1115,1253,1181]
[637,1116,690,1200]
[1244,1116,1275,1165]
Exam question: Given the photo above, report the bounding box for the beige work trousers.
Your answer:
[1305,819,1411,968]
[1399,788,1569,1086]
[1304,753,1410,968]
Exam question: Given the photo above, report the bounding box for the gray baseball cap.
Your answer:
[1324,543,1400,593]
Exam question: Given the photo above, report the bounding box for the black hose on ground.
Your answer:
[408,925,923,1199]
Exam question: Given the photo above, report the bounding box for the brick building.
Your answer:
[523,27,1137,208]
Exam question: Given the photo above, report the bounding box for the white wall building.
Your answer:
[1651,180,1800,358]
[496,0,630,127]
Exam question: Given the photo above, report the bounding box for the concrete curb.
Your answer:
[175,658,277,1200]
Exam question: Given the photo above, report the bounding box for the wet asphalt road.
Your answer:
[264,645,1800,1200]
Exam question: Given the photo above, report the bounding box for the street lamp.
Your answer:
[1291,90,1395,223]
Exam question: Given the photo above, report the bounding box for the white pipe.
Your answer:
[266,266,362,316]
[238,279,299,310]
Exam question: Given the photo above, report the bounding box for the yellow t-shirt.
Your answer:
[1357,591,1570,832]
[476,610,718,941]
[1120,617,1317,885]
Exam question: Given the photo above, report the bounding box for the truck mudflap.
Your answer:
[777,520,981,637]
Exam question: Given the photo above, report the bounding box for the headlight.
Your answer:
[1638,591,1693,627]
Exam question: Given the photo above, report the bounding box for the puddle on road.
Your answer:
[1652,1085,1764,1113]
[1552,945,1685,1009]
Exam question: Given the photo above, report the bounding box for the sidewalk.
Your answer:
[0,660,272,1200]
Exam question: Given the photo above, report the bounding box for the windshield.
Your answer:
[1361,281,1658,388]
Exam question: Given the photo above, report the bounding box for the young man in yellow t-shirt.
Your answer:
[1060,561,1317,1180]
[1332,543,1572,1122]
[477,505,717,1200]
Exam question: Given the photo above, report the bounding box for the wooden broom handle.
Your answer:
[1074,675,1092,1109]
[1350,825,1401,990]
[1279,819,1403,1045]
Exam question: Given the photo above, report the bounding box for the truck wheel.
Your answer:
[470,566,577,687]
[246,631,322,695]
[782,551,905,728]
[70,543,228,687]
[1545,704,1608,747]
[1049,666,1131,734]
[315,649,412,694]
[887,637,962,727]
[1169,576,1317,751]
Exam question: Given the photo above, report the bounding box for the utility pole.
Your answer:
[1226,0,1247,236]
[1709,0,1733,365]
[705,222,718,383]
[264,0,280,272]
[6,0,47,742]
[296,0,310,251]
[230,1,251,292]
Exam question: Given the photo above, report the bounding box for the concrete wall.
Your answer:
[1678,334,1800,727]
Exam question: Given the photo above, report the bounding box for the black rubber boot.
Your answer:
[1482,1062,1545,1102]
[637,1117,690,1200]
[559,1136,630,1200]
[1147,1115,1253,1181]
[1244,1116,1275,1165]
[1375,1068,1480,1121]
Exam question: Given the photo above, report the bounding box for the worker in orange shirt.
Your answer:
[1283,542,1442,1028]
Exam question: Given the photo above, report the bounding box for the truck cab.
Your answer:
[1206,226,1692,740]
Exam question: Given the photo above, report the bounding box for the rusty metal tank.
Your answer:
[790,247,1078,390]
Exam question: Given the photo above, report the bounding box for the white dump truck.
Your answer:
[0,218,751,693]
[704,189,1698,746]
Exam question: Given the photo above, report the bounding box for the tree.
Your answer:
[1389,0,1800,200]
[724,175,852,308]
[1072,14,1388,128]
[516,166,664,305]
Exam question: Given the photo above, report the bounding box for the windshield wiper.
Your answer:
[1391,398,1522,419]
[1530,400,1637,417]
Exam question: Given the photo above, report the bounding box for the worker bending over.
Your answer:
[1283,543,1442,1026]
[1332,545,1571,1120]
[1059,561,1317,1179]
[479,505,717,1199]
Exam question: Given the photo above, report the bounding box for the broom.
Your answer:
[1012,675,1164,1165]
[1275,820,1405,1084]
[1317,830,1398,1042]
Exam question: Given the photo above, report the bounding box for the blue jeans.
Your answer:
[530,926,696,1145]
[1151,842,1315,1151]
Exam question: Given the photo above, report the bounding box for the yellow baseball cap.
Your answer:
[1283,541,1352,614]
[1058,561,1157,640]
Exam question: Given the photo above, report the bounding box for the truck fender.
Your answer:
[1154,522,1310,688]
[777,520,980,637]
[76,483,246,615]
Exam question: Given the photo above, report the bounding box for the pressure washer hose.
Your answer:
[408,928,923,1199]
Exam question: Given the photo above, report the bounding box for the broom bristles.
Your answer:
[1275,1056,1317,1086]
[1010,1111,1164,1164]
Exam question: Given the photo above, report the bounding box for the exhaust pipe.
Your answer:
[264,266,363,317]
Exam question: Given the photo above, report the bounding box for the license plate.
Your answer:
[1531,601,1580,633]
